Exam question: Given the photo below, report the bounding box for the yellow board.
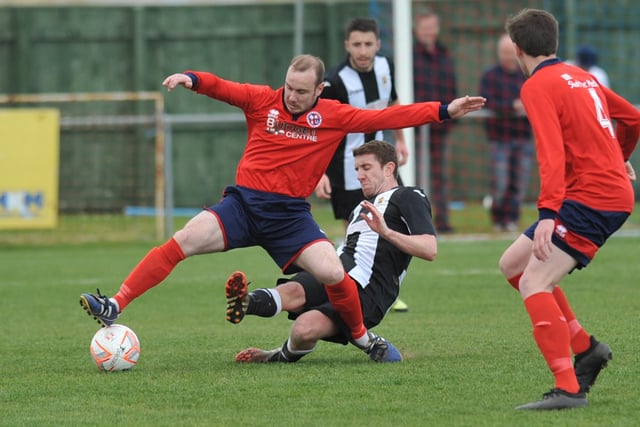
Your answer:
[0,109,60,229]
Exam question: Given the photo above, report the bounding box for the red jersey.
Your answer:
[189,71,445,198]
[521,59,640,215]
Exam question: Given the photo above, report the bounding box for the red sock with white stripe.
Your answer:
[524,292,580,393]
[509,276,591,356]
[552,286,591,355]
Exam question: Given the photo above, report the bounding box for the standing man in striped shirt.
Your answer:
[317,17,410,312]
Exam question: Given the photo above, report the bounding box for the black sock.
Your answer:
[269,339,311,363]
[247,289,278,317]
[268,348,293,363]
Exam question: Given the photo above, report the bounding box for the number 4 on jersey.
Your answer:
[588,88,615,138]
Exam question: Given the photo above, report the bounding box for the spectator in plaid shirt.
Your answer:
[413,6,457,233]
[478,33,533,232]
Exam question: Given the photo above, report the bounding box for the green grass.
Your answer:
[1,208,640,426]
[2,199,639,244]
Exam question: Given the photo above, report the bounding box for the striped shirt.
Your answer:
[321,56,397,190]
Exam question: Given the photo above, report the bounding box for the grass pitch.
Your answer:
[1,207,639,426]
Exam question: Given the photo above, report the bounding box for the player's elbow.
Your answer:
[417,235,437,261]
[421,247,437,262]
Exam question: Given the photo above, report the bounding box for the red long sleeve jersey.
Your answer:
[521,60,640,214]
[189,71,444,198]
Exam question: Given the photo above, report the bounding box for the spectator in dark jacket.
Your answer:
[413,7,458,233]
[478,33,533,232]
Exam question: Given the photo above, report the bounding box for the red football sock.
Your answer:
[324,272,366,340]
[507,273,522,291]
[552,286,591,355]
[114,238,186,311]
[524,292,580,394]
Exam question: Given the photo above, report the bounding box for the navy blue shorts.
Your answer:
[207,185,329,274]
[524,200,629,268]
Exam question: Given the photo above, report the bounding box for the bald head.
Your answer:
[497,33,519,72]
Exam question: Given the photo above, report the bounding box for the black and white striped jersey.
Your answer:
[321,55,398,190]
[338,186,435,313]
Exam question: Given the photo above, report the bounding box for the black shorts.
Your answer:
[329,188,364,221]
[278,271,384,345]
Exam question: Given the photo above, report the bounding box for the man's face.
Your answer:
[284,68,323,114]
[356,153,390,198]
[414,15,440,47]
[345,30,381,73]
[498,36,519,73]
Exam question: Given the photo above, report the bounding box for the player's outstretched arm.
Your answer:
[447,95,487,118]
[162,73,193,91]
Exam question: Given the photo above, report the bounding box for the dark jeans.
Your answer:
[488,139,534,227]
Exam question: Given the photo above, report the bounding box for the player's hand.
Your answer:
[447,95,487,118]
[162,73,193,91]
[395,138,409,166]
[625,160,636,181]
[314,174,332,199]
[359,200,390,237]
[532,219,555,261]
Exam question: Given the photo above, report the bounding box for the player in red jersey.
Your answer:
[79,54,485,359]
[500,9,640,410]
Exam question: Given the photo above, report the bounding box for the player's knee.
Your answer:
[498,252,517,278]
[277,282,306,310]
[172,227,196,256]
[291,320,320,343]
[310,263,346,286]
[172,216,223,255]
[325,268,347,286]
[498,256,508,277]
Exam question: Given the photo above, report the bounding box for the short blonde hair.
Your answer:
[289,54,325,86]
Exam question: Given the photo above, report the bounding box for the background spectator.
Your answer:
[575,45,610,88]
[413,6,458,233]
[478,33,533,232]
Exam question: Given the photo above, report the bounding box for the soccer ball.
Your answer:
[90,324,141,372]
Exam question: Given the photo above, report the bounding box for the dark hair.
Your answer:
[289,54,325,85]
[505,8,558,57]
[353,140,398,179]
[345,18,379,39]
